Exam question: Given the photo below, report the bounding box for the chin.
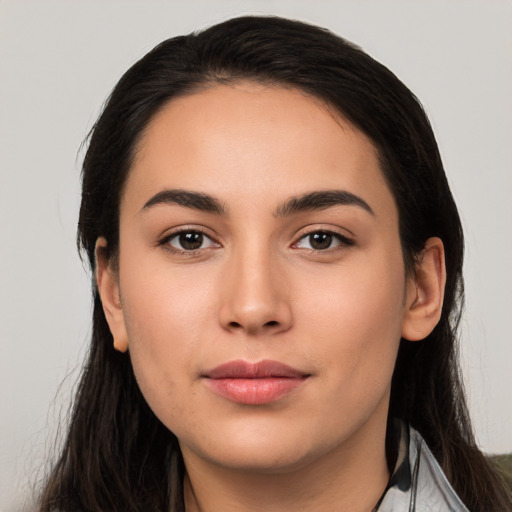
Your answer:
[179,417,343,475]
[206,444,319,474]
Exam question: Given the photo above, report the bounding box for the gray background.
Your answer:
[1,1,511,510]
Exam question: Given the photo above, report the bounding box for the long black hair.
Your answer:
[39,15,511,512]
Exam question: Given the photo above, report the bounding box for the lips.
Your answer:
[202,359,310,405]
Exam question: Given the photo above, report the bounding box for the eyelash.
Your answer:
[159,228,219,256]
[158,228,355,255]
[293,230,355,252]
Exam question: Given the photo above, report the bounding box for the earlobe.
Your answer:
[401,237,446,342]
[95,237,129,352]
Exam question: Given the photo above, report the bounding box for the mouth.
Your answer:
[202,359,310,405]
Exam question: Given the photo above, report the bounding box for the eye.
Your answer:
[294,230,354,251]
[165,230,218,252]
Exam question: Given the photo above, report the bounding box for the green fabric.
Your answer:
[491,454,512,491]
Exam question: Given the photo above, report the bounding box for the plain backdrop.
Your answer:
[1,1,511,510]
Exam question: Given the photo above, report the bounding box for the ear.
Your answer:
[401,237,446,341]
[95,237,129,352]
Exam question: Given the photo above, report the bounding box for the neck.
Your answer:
[182,412,390,512]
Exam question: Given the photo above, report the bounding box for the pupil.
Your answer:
[179,232,203,250]
[310,232,332,250]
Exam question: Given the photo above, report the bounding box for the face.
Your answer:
[102,83,418,474]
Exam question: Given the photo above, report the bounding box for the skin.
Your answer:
[96,82,445,512]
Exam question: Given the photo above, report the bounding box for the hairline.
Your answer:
[109,76,414,278]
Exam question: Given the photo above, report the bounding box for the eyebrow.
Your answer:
[274,190,374,217]
[141,188,374,217]
[142,189,227,215]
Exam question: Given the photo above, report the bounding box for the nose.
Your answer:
[218,247,292,336]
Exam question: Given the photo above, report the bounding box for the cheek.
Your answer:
[117,259,218,419]
[120,245,220,339]
[296,250,405,392]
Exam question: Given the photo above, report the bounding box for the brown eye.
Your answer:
[308,232,333,250]
[179,232,203,250]
[295,230,354,251]
[166,230,216,251]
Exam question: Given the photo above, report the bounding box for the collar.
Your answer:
[374,421,469,511]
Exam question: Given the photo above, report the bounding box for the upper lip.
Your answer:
[203,359,309,379]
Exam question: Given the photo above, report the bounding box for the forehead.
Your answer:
[124,82,395,219]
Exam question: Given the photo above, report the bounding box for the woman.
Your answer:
[39,15,511,512]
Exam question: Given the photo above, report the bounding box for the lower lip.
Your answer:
[204,377,307,405]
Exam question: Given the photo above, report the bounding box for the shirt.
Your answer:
[375,422,470,511]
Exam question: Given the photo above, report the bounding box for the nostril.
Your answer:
[227,320,279,330]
